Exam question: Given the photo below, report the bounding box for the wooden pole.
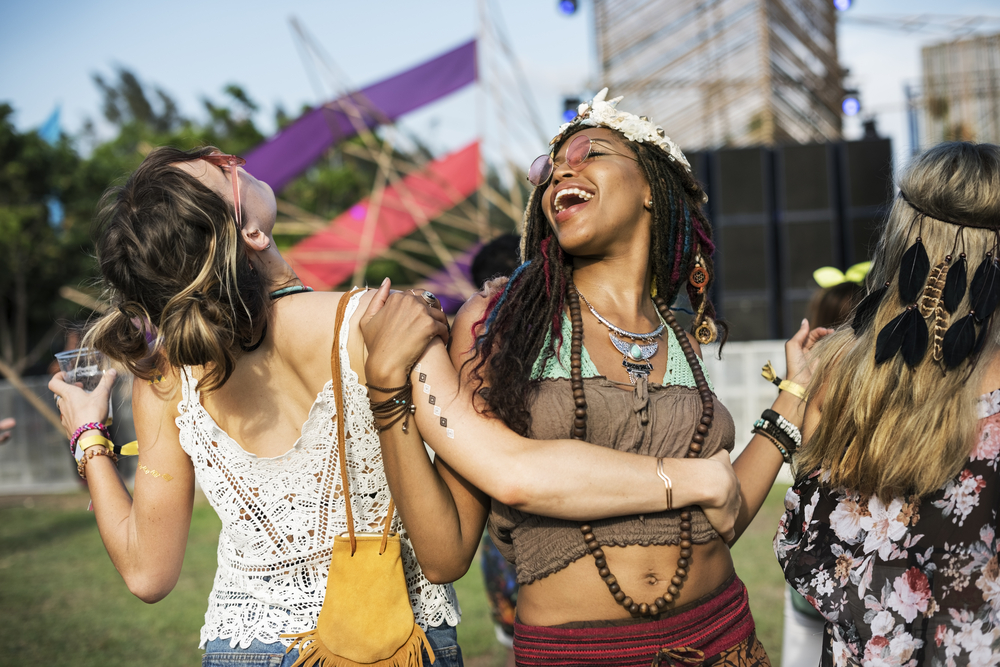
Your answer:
[0,358,65,433]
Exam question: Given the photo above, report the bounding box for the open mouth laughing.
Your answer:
[553,187,594,213]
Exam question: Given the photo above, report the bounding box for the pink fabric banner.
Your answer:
[287,142,481,290]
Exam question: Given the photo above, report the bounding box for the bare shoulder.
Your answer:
[133,364,182,409]
[453,278,508,336]
[269,290,358,375]
[131,365,184,440]
[451,289,497,364]
[684,330,704,360]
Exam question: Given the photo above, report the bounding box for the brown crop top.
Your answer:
[488,376,736,585]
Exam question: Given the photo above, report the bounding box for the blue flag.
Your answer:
[39,106,60,145]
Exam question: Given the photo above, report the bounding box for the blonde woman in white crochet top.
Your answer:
[49,146,741,666]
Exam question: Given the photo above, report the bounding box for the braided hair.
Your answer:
[86,146,269,392]
[468,126,725,436]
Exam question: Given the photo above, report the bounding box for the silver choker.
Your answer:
[574,289,665,340]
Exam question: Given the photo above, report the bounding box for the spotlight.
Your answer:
[559,0,578,15]
[842,95,861,116]
[833,0,851,10]
[563,97,581,122]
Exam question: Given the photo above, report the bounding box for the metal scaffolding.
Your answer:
[594,0,843,149]
[921,32,1000,146]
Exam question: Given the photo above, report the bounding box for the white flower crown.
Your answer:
[551,88,692,173]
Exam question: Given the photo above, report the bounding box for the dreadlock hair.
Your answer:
[84,146,269,393]
[467,126,725,436]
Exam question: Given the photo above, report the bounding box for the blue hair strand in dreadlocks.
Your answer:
[484,260,532,333]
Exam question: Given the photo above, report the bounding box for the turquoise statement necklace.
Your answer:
[574,288,663,383]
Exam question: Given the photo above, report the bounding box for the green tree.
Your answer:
[0,103,97,373]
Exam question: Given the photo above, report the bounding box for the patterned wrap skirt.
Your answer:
[512,574,770,667]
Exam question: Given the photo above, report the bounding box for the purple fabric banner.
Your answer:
[244,39,476,192]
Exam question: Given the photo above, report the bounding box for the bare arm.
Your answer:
[361,282,741,538]
[49,369,195,602]
[729,320,831,542]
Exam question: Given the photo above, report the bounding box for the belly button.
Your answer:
[644,574,660,586]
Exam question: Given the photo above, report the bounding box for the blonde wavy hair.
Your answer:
[797,142,1000,501]
[84,146,268,393]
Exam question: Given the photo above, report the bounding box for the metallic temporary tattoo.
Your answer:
[415,366,454,439]
[137,463,174,481]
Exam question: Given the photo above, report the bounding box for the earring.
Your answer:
[695,315,718,345]
[647,199,654,209]
[689,254,716,344]
[692,296,718,344]
[688,254,708,294]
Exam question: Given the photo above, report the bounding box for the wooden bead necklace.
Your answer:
[567,282,715,617]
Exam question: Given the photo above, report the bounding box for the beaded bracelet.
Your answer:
[762,409,802,448]
[70,422,111,460]
[367,381,416,433]
[752,418,796,451]
[752,415,798,464]
[77,446,118,480]
[752,427,792,463]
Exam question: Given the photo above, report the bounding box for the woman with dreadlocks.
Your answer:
[774,143,1000,665]
[360,89,827,665]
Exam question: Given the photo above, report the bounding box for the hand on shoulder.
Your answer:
[360,279,450,386]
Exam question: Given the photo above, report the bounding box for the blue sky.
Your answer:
[1,0,998,173]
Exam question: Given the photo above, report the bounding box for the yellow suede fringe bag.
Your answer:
[282,289,434,667]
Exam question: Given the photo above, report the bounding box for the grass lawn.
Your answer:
[0,486,790,666]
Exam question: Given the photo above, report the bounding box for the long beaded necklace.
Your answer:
[575,288,665,384]
[566,280,715,617]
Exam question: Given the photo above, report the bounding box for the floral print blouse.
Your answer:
[774,390,1000,667]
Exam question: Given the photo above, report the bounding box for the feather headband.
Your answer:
[854,191,1000,370]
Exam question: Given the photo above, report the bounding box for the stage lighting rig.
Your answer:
[842,91,861,116]
[563,97,582,122]
[559,0,579,15]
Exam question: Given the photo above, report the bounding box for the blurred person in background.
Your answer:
[775,142,1000,665]
[0,417,14,444]
[805,263,868,331]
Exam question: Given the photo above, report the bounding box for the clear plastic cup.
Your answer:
[55,347,113,423]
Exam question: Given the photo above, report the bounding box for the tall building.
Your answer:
[593,0,843,150]
[921,32,1000,146]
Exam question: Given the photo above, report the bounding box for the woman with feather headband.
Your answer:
[361,89,828,665]
[775,142,1000,666]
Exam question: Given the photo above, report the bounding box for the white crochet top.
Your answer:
[176,291,461,649]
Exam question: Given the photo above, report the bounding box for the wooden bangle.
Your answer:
[77,446,119,480]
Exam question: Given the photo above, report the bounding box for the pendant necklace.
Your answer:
[575,288,663,383]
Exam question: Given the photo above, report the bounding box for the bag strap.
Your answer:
[332,288,396,557]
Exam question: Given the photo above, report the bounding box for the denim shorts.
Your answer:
[202,623,463,667]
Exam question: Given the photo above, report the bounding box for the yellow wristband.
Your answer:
[778,379,807,400]
[77,434,111,452]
